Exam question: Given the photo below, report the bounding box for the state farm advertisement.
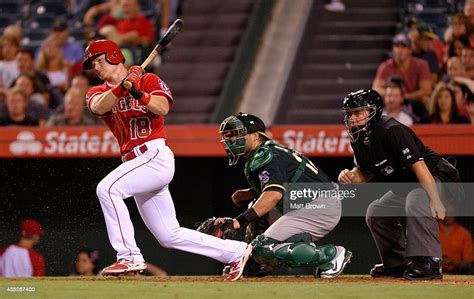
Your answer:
[0,125,472,158]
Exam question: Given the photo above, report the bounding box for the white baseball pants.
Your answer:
[96,139,247,264]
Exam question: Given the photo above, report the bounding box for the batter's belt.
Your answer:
[121,139,168,162]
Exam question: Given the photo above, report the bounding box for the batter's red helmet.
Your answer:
[82,39,125,70]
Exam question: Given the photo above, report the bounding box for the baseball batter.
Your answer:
[83,39,251,281]
[217,113,351,278]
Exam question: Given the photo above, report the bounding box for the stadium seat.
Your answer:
[25,15,56,30]
[0,15,17,31]
[31,1,67,16]
[0,1,21,15]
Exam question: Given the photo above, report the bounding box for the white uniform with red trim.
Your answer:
[86,73,247,265]
[0,245,45,277]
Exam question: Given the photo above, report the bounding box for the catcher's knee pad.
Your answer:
[251,234,337,268]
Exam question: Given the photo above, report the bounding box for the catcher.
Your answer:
[199,112,351,278]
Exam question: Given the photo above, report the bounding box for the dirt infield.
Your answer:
[26,275,474,285]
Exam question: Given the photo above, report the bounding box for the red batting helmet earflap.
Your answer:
[82,39,125,70]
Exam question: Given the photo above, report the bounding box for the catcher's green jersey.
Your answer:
[244,140,334,214]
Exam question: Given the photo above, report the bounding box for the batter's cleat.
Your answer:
[100,259,147,276]
[402,257,442,281]
[223,244,253,281]
[370,263,405,278]
[320,246,352,278]
[222,265,230,276]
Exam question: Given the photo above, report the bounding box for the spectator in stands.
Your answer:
[0,219,45,277]
[71,73,91,94]
[50,18,84,76]
[373,34,432,119]
[444,12,474,47]
[450,80,474,122]
[421,83,471,124]
[84,0,122,35]
[72,249,100,276]
[439,204,473,274]
[465,0,474,26]
[382,82,414,126]
[446,35,471,63]
[2,25,23,45]
[373,33,432,105]
[410,23,440,85]
[46,87,99,126]
[16,50,51,91]
[36,36,70,93]
[446,56,467,83]
[0,36,20,98]
[0,87,46,126]
[98,0,154,48]
[461,46,474,78]
[13,74,47,108]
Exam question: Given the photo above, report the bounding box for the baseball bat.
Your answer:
[123,18,184,90]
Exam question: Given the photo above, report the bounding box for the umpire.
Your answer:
[338,89,462,280]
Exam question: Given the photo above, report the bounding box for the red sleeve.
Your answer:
[417,59,432,82]
[141,73,174,107]
[374,61,388,82]
[0,246,6,255]
[28,249,45,276]
[86,86,111,117]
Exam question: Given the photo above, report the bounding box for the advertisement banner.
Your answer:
[0,125,472,158]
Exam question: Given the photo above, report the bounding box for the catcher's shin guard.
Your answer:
[251,234,337,269]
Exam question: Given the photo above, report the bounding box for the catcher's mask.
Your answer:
[342,89,383,144]
[219,112,271,165]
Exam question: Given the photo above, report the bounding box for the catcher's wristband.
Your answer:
[235,207,259,227]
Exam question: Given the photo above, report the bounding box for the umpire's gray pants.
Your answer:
[365,185,443,268]
[263,198,341,242]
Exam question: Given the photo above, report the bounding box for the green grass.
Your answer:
[0,276,473,299]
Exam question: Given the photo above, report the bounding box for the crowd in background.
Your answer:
[374,0,474,125]
[0,0,472,127]
[0,0,179,127]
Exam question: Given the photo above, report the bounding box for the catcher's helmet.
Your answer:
[82,39,125,70]
[219,113,271,165]
[342,89,383,143]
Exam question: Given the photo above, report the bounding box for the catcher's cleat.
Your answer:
[320,246,352,278]
[370,263,405,278]
[101,259,147,276]
[223,244,253,281]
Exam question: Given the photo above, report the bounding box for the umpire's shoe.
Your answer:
[402,257,442,280]
[370,263,405,278]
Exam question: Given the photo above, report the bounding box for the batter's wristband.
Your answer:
[235,208,259,227]
[129,88,151,105]
[138,92,151,105]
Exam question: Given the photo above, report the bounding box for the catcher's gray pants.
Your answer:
[263,198,341,242]
[365,185,443,268]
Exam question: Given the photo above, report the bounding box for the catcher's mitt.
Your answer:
[196,217,238,239]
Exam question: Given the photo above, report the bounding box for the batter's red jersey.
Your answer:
[86,73,173,155]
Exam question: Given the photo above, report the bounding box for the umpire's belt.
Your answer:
[122,139,167,162]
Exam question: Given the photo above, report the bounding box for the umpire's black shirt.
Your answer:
[352,116,441,183]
